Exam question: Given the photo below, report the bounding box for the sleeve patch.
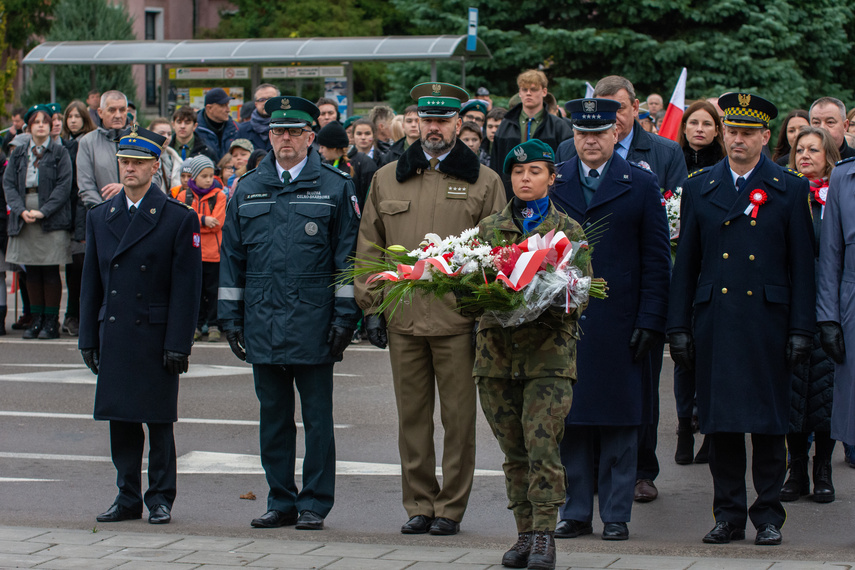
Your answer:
[351,194,361,218]
[193,233,201,248]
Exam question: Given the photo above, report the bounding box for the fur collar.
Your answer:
[396,139,482,184]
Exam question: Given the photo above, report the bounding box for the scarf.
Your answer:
[810,178,828,206]
[249,109,271,138]
[513,195,550,234]
[188,177,221,197]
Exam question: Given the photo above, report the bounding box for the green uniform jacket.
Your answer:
[474,200,589,382]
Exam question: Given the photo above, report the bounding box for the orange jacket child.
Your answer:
[175,159,226,262]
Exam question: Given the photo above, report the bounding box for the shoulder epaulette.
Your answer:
[835,156,855,167]
[784,168,804,178]
[166,196,194,209]
[322,163,351,178]
[238,167,257,181]
[687,167,707,179]
[90,200,110,210]
[628,160,653,173]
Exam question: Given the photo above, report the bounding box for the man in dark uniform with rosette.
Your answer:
[667,92,816,546]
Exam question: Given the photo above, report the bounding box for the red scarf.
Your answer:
[810,178,828,206]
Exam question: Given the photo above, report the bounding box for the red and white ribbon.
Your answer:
[744,189,767,219]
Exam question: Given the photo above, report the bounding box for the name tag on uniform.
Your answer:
[245,192,271,201]
[446,184,469,200]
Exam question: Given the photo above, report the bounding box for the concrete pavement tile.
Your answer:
[234,539,325,555]
[0,538,52,554]
[0,527,51,541]
[172,550,267,565]
[246,553,339,568]
[770,564,854,570]
[110,563,202,570]
[0,552,56,568]
[95,534,185,548]
[556,552,619,568]
[27,530,117,546]
[103,547,195,562]
[28,558,126,569]
[162,537,254,551]
[381,546,471,562]
[325,558,413,570]
[407,562,491,570]
[307,543,395,558]
[687,560,775,570]
[608,555,699,569]
[445,549,506,565]
[39,544,124,558]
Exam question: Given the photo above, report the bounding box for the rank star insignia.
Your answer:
[280,98,291,110]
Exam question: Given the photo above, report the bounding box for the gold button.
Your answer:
[724,221,731,226]
[722,288,728,294]
[750,220,756,226]
[749,255,755,261]
[747,290,753,296]
[722,253,729,259]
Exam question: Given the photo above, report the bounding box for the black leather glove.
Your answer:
[669,332,695,371]
[364,314,388,349]
[629,328,664,362]
[818,321,846,364]
[327,325,355,359]
[786,334,812,369]
[225,327,246,361]
[80,348,100,375]
[163,351,189,374]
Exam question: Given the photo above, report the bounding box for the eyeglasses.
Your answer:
[255,97,271,104]
[270,127,309,137]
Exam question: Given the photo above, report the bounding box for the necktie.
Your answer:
[589,169,600,179]
[429,158,440,171]
[180,145,188,160]
[282,171,291,184]
[526,118,533,141]
[736,176,745,193]
[128,205,137,220]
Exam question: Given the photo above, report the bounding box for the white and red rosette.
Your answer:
[743,189,767,219]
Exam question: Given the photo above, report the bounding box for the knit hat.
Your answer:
[317,121,349,149]
[185,155,215,179]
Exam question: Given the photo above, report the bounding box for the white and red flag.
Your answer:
[658,67,687,141]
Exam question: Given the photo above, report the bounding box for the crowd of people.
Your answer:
[3,69,855,570]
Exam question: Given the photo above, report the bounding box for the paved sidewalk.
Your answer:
[1,526,854,569]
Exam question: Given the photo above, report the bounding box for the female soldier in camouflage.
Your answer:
[473,139,588,570]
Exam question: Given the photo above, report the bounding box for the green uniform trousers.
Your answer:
[389,332,476,522]
[478,376,573,532]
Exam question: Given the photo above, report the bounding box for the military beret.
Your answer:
[116,125,166,160]
[46,103,62,116]
[343,115,362,130]
[719,92,777,129]
[503,138,555,174]
[410,82,469,118]
[566,98,620,132]
[264,96,319,128]
[23,104,52,124]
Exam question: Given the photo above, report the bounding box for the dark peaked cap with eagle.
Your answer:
[410,82,470,118]
[719,92,778,129]
[264,96,320,128]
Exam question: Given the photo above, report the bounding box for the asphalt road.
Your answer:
[1,328,854,562]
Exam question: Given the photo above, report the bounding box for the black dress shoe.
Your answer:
[501,531,532,568]
[602,522,629,541]
[148,504,171,524]
[96,503,142,522]
[702,521,745,544]
[634,479,658,502]
[755,523,782,545]
[429,516,459,535]
[554,519,593,538]
[295,510,324,530]
[401,514,433,534]
[250,509,298,528]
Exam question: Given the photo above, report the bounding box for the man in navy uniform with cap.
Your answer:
[79,127,202,525]
[219,96,360,531]
[667,92,815,545]
[549,99,671,541]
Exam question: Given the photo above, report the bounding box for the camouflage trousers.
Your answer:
[477,376,573,532]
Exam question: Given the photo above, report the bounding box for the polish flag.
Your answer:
[584,82,595,98]
[658,68,687,141]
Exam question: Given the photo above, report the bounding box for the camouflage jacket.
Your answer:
[473,199,589,381]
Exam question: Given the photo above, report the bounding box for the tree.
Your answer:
[22,0,137,108]
[4,0,53,51]
[386,0,855,120]
[0,0,18,115]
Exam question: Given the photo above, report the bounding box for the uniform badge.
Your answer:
[432,84,442,95]
[583,100,597,113]
[280,98,291,110]
[192,233,201,248]
[638,160,652,172]
[350,194,361,219]
[513,146,527,161]
[110,207,115,213]
[446,184,469,200]
[150,208,156,214]
[305,222,318,236]
[738,93,751,107]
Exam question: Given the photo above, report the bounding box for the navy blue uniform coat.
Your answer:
[550,155,671,425]
[667,155,816,434]
[79,186,202,423]
[218,150,360,365]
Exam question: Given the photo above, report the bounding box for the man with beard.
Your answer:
[237,84,280,154]
[355,82,505,536]
[77,91,132,207]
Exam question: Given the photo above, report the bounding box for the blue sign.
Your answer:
[467,8,478,52]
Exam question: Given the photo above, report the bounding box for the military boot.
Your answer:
[501,531,532,568]
[675,417,694,465]
[22,313,43,339]
[780,455,809,501]
[38,314,60,339]
[812,458,835,503]
[526,530,555,570]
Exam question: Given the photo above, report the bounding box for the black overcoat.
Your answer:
[667,155,816,434]
[79,186,202,423]
[550,155,671,426]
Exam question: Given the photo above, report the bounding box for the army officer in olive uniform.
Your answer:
[79,127,202,525]
[219,96,360,531]
[667,93,815,546]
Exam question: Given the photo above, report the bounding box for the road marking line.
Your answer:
[0,363,360,381]
[0,451,112,462]
[0,411,352,428]
[0,477,62,482]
